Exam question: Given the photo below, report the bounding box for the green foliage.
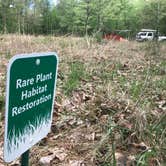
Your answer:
[93,31,103,43]
[136,150,156,166]
[136,149,157,166]
[130,80,143,101]
[0,0,166,35]
[154,77,166,91]
[56,0,78,34]
[150,63,166,93]
[97,62,123,82]
[63,61,87,95]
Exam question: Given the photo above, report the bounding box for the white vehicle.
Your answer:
[136,29,166,42]
[158,36,166,41]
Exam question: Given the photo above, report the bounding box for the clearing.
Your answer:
[0,34,166,165]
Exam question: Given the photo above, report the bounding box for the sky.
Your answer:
[49,0,58,6]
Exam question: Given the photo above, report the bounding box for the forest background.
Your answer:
[0,0,166,37]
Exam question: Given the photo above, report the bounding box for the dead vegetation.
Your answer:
[0,34,166,166]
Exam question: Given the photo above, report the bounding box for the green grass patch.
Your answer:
[153,77,166,91]
[129,80,144,101]
[5,115,51,163]
[143,61,166,76]
[63,61,88,95]
[97,62,123,82]
[136,149,157,166]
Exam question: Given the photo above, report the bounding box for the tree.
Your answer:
[0,0,11,33]
[55,0,78,34]
[0,0,165,36]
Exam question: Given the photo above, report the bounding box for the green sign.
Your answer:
[4,52,58,162]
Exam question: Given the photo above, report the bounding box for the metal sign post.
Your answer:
[21,150,29,166]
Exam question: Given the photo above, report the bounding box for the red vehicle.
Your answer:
[103,33,127,41]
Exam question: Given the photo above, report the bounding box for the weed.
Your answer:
[130,80,144,101]
[63,61,87,95]
[144,61,166,77]
[5,50,12,59]
[41,36,54,44]
[93,117,117,165]
[0,35,165,165]
[96,62,122,82]
[59,39,69,49]
[93,32,103,43]
[136,149,157,166]
[153,77,166,91]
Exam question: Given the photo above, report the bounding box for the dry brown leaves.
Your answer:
[0,35,165,165]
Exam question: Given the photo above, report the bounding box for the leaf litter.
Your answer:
[0,35,165,165]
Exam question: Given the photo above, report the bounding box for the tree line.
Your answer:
[0,0,166,36]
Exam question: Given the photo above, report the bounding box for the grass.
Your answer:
[129,80,144,101]
[5,114,51,162]
[63,62,85,95]
[0,35,165,165]
[0,73,5,111]
[63,61,88,95]
[7,111,51,145]
[136,149,157,166]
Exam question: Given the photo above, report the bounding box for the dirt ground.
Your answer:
[0,35,165,166]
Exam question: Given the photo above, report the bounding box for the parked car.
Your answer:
[158,36,166,41]
[136,29,166,42]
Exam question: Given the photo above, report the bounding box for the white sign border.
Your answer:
[4,52,59,162]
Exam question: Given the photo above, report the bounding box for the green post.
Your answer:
[21,150,29,166]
